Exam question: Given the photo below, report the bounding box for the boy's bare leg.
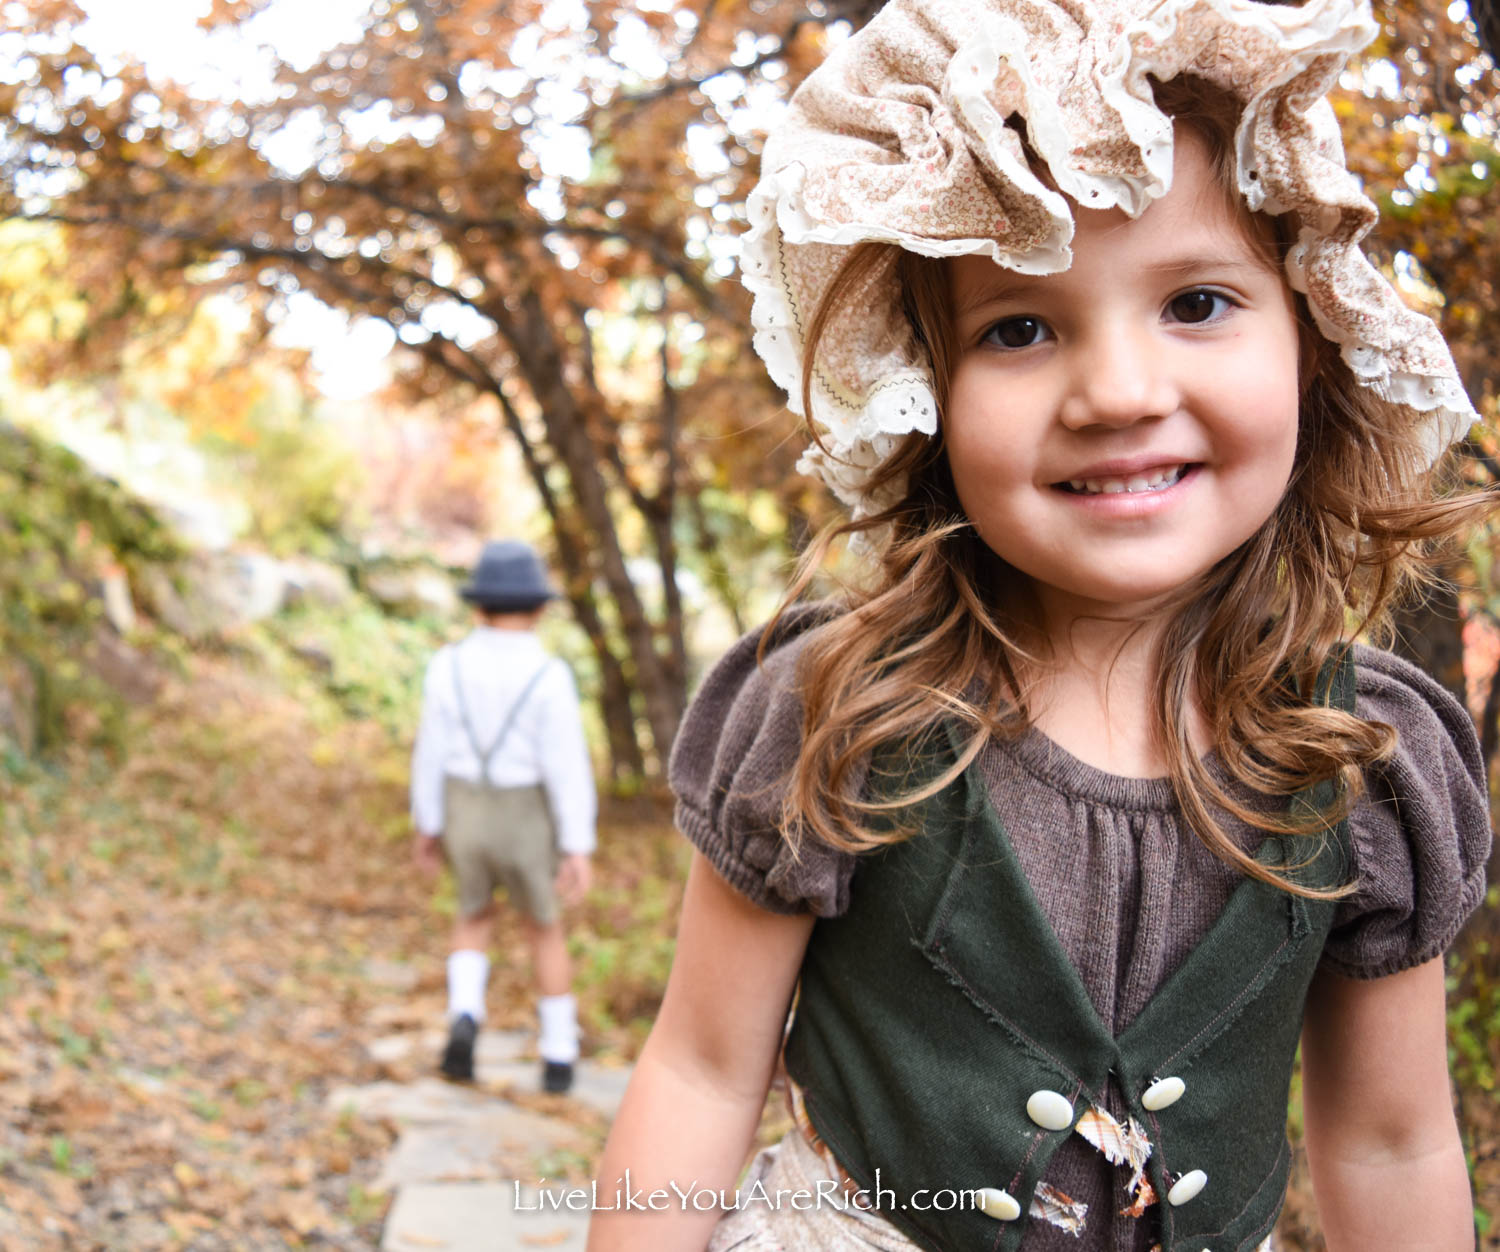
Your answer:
[452,908,493,955]
[525,916,571,997]
[525,916,579,1085]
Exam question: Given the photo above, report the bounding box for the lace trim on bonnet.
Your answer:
[738,0,1478,520]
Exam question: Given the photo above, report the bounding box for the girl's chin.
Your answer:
[1025,568,1215,617]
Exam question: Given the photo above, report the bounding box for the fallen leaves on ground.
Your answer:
[0,652,682,1250]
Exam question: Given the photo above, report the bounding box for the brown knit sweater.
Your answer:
[670,603,1492,1251]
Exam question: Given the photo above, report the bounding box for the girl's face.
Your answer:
[943,132,1302,625]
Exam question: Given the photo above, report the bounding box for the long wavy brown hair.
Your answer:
[765,74,1489,897]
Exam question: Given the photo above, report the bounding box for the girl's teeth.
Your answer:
[1073,465,1185,494]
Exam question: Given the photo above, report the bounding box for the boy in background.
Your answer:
[410,540,595,1092]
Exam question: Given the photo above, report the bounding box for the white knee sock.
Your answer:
[537,993,579,1063]
[447,949,489,1023]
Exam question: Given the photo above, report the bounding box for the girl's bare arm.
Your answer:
[586,849,816,1252]
[1300,958,1473,1252]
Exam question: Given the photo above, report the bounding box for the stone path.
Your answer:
[328,1027,632,1252]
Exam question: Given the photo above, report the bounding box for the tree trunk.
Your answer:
[492,379,648,781]
[652,333,688,696]
[502,286,685,758]
[687,490,747,640]
[596,643,646,783]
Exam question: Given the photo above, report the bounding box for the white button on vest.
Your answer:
[1025,1089,1075,1131]
[975,1188,1021,1221]
[1142,1076,1186,1111]
[1167,1169,1208,1206]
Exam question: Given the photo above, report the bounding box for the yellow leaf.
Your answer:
[173,1161,200,1188]
[98,926,130,955]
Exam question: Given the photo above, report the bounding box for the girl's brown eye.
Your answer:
[987,316,1048,349]
[1168,290,1225,323]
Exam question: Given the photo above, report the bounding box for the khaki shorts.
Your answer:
[443,777,559,924]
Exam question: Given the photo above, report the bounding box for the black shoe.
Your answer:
[440,1014,478,1082]
[541,1060,574,1094]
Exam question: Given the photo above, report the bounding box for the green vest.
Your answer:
[783,661,1353,1252]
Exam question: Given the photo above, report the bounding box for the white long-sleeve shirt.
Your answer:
[409,628,597,855]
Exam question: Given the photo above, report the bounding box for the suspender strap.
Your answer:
[450,648,555,783]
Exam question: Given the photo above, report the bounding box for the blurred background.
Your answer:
[0,0,1497,1247]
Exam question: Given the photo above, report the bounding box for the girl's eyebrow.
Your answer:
[1143,253,1270,279]
[950,272,1045,319]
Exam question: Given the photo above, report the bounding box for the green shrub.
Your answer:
[0,421,181,752]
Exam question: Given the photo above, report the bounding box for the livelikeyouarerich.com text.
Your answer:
[514,1171,980,1214]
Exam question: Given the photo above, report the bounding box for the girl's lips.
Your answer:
[1050,463,1201,516]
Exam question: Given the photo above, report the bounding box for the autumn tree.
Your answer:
[0,0,873,779]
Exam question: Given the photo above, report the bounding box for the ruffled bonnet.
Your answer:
[739,0,1479,519]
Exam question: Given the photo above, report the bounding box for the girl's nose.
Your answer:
[1056,334,1181,430]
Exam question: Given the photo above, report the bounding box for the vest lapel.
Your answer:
[919,736,1117,1096]
[1117,831,1340,1072]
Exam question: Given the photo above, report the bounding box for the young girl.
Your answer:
[589,2,1492,1249]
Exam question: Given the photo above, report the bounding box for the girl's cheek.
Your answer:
[1209,357,1300,445]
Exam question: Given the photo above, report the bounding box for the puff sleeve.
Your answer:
[1320,645,1494,979]
[667,603,859,918]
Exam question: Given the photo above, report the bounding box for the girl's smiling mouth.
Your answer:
[1055,463,1195,495]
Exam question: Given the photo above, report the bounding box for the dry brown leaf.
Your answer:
[43,1172,81,1213]
[0,1181,54,1223]
[272,1189,335,1236]
[164,1210,216,1241]
[60,1096,113,1131]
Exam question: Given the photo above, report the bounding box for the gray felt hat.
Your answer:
[460,540,558,611]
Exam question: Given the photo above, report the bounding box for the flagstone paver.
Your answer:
[382,1182,590,1252]
[373,1103,574,1192]
[332,1027,631,1252]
